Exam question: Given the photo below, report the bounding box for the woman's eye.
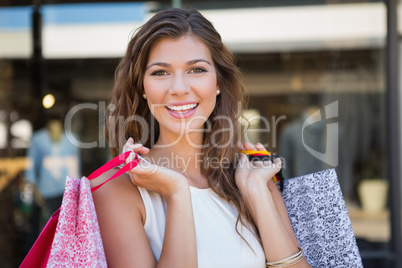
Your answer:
[189,67,207,74]
[151,70,168,76]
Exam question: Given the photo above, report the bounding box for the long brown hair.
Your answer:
[106,8,258,243]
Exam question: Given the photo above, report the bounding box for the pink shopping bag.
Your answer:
[20,151,139,267]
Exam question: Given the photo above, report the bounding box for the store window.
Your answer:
[0,1,399,267]
[234,3,391,267]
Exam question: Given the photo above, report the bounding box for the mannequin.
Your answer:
[279,105,352,197]
[47,119,62,143]
[25,114,80,223]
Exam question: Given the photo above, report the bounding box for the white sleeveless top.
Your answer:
[137,186,266,268]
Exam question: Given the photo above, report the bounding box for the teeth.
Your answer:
[167,103,197,111]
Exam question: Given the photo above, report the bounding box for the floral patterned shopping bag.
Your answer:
[20,151,138,268]
[46,176,106,267]
[280,169,363,267]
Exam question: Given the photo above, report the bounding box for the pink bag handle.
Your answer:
[88,150,140,192]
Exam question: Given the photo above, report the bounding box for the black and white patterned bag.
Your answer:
[280,169,363,268]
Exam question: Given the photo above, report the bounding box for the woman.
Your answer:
[92,8,311,268]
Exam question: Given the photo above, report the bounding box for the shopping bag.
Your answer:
[20,151,138,268]
[46,176,106,267]
[280,169,363,267]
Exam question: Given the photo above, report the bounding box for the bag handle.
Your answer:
[88,151,140,193]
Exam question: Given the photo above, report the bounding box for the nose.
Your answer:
[169,73,190,96]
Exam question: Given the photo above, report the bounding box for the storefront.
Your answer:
[0,1,400,267]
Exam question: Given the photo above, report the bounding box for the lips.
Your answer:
[165,103,199,119]
[166,103,198,112]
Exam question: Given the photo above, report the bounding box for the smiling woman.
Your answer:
[91,7,312,268]
[143,35,218,135]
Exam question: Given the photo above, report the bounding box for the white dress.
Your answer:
[137,186,266,268]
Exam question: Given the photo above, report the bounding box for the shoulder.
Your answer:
[90,168,145,224]
[90,168,156,266]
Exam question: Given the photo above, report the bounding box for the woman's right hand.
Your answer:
[123,137,189,200]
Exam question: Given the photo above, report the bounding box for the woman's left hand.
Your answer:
[236,143,310,267]
[235,142,281,208]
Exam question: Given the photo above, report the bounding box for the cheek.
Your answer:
[143,80,162,118]
[143,79,165,103]
[207,99,217,118]
[205,79,218,104]
[143,78,154,97]
[198,75,218,111]
[197,74,218,96]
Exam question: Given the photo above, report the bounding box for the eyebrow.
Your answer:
[146,59,212,70]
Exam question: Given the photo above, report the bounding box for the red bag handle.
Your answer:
[88,150,140,192]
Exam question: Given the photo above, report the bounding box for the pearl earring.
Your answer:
[216,89,220,95]
[143,93,147,99]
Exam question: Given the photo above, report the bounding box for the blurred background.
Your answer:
[0,0,401,267]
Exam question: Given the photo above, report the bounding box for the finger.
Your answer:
[123,140,150,154]
[126,143,150,155]
[128,156,156,175]
[260,160,274,169]
[255,142,267,152]
[238,152,252,171]
[243,142,256,151]
[123,139,134,153]
[254,143,273,166]
[137,157,154,170]
[125,142,148,150]
[251,160,263,168]
[246,143,266,164]
[237,141,245,151]
[252,157,273,168]
[125,150,137,164]
[273,157,282,171]
[124,148,149,168]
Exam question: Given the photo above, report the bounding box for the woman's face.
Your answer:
[143,35,218,138]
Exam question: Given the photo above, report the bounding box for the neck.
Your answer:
[147,131,208,188]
